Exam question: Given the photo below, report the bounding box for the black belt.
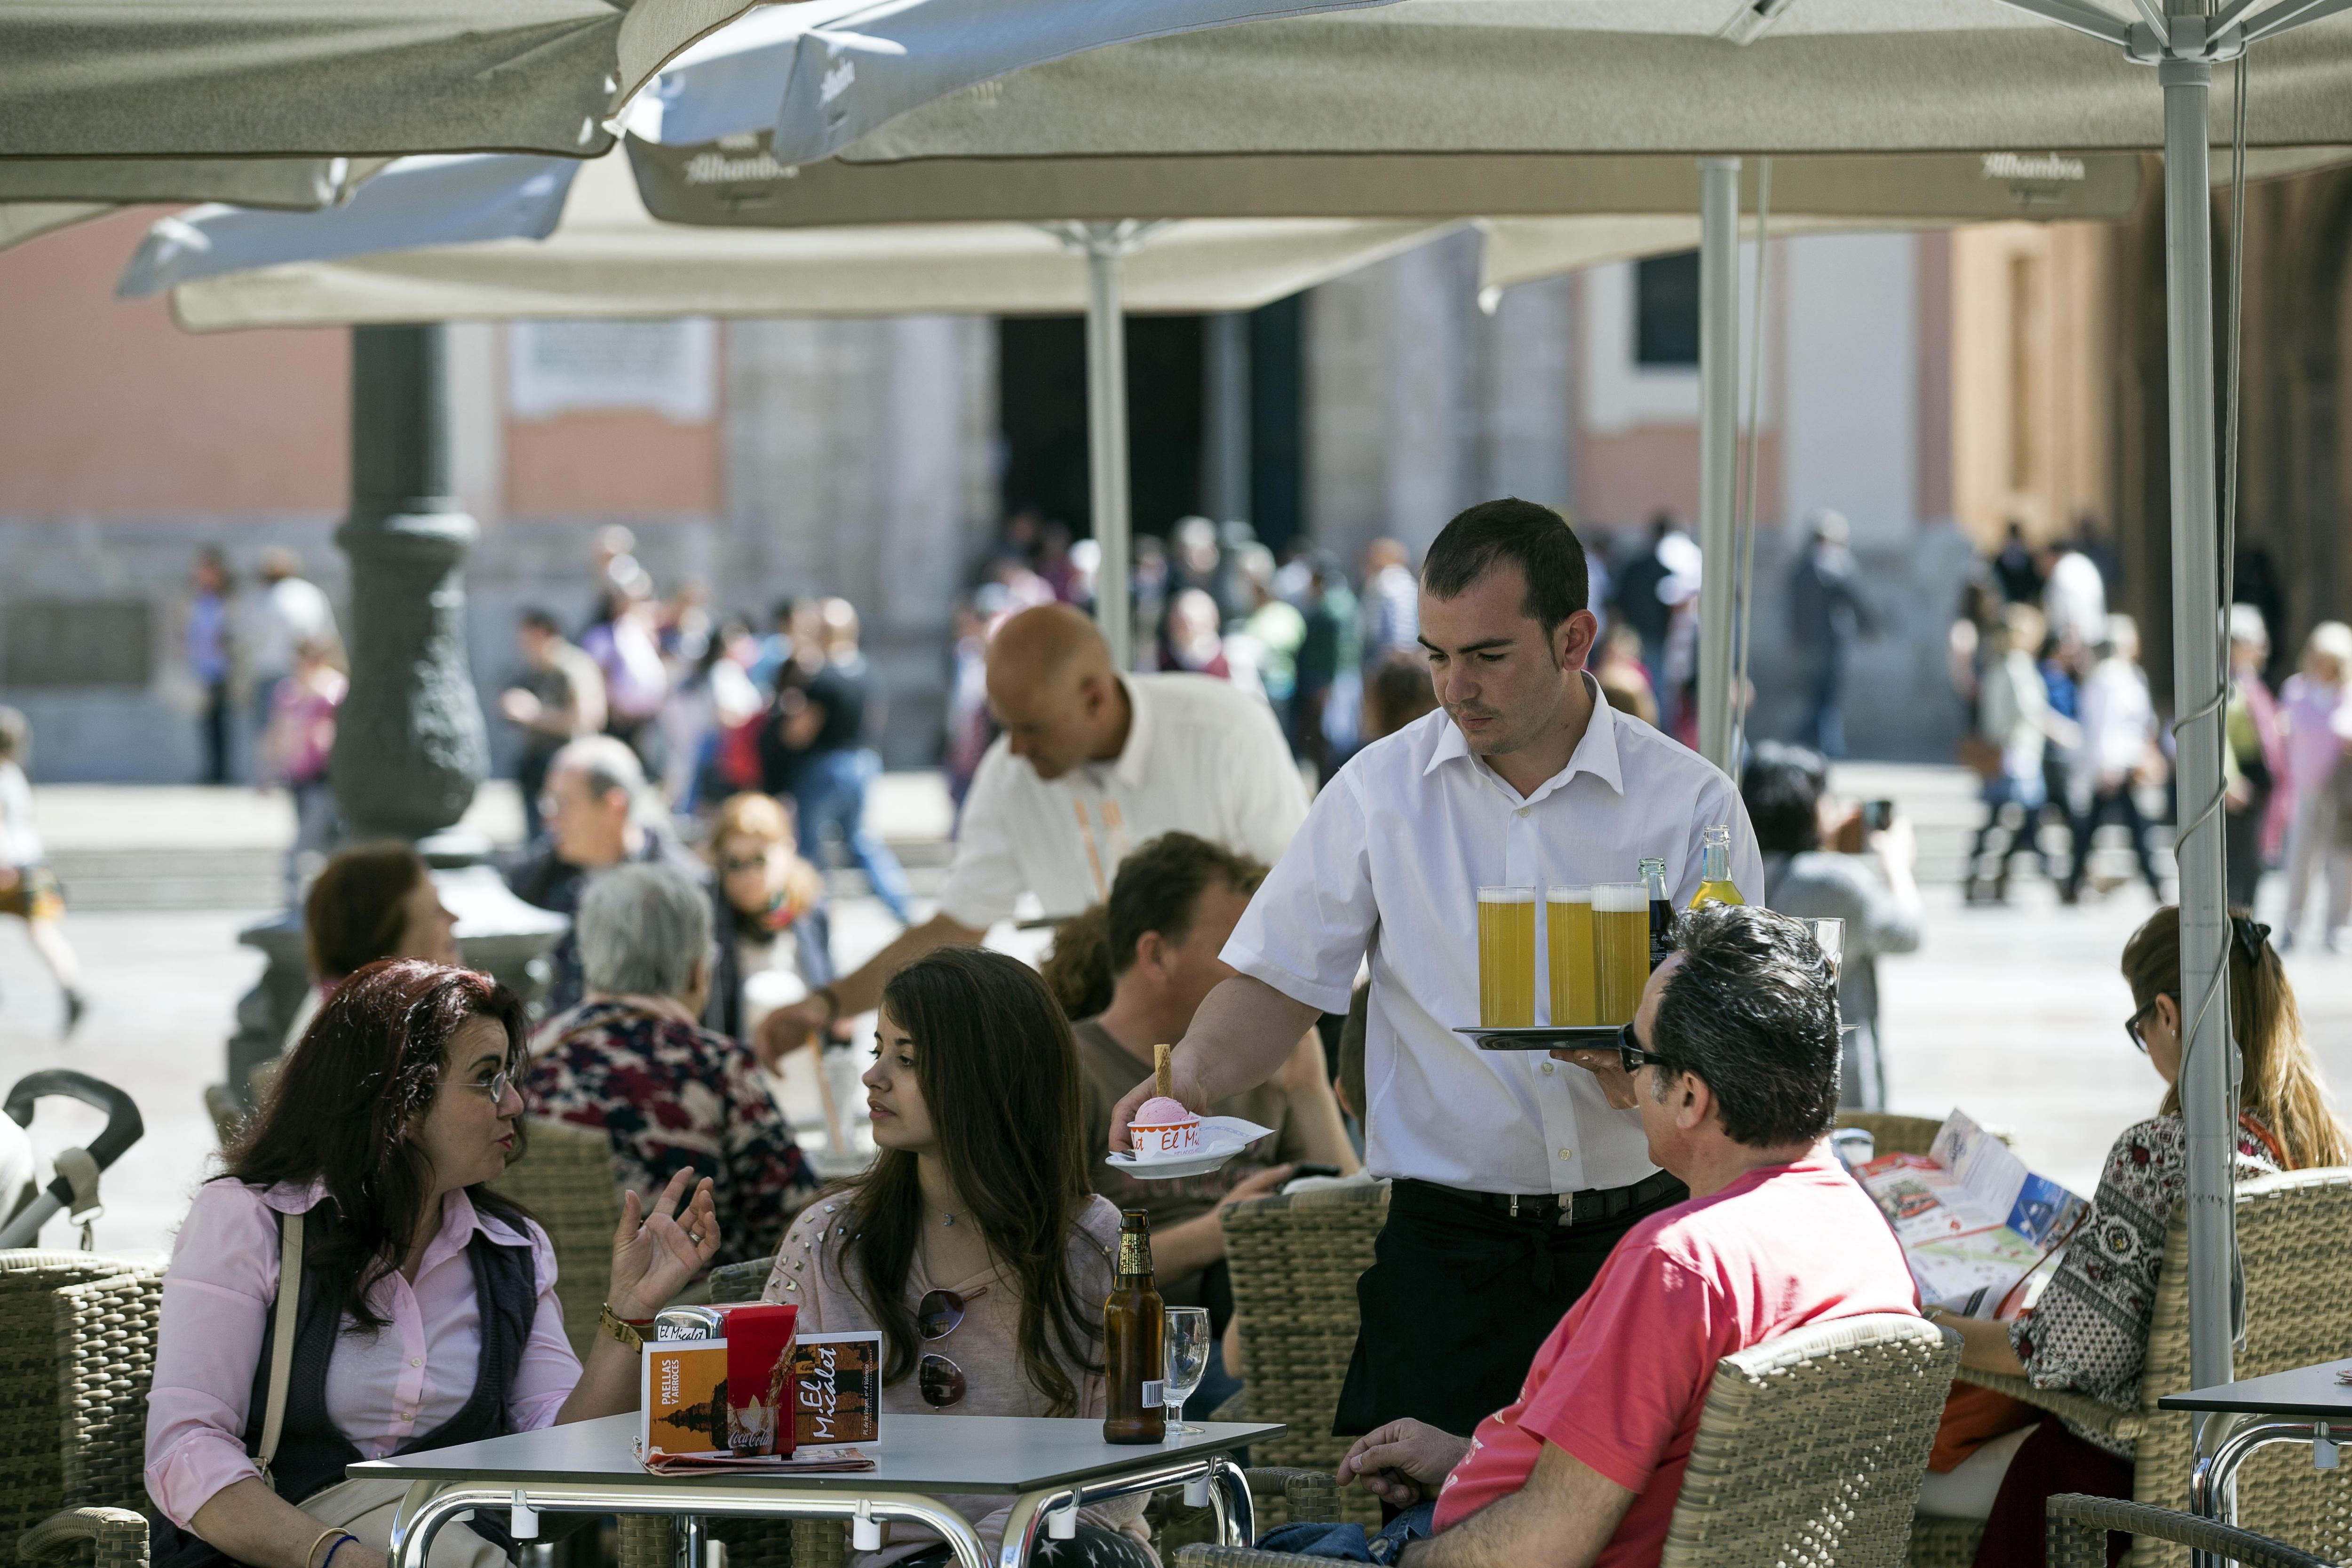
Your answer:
[1397,1169,1685,1229]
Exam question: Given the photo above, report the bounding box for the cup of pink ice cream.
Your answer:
[1128,1096,1202,1161]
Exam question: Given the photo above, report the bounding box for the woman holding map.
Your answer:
[1910,906,2348,1567]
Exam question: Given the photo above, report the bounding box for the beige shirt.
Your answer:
[761,1191,1151,1568]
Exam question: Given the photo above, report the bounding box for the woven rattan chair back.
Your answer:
[2048,1495,2338,1568]
[1661,1312,1959,1568]
[1834,1113,1947,1158]
[1221,1184,1388,1473]
[2128,1167,2352,1568]
[54,1269,166,1514]
[0,1252,160,1562]
[488,1118,624,1360]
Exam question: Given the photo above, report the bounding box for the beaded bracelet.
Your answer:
[320,1534,359,1568]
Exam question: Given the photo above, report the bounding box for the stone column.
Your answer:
[226,325,564,1098]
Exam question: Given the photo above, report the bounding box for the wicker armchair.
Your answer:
[2,1250,167,1568]
[1218,1181,1390,1529]
[1913,1168,2352,1568]
[2045,1495,2339,1568]
[1173,1313,1958,1568]
[489,1117,624,1360]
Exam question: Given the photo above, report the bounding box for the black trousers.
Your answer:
[1333,1175,1688,1439]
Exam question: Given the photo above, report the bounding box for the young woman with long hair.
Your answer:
[146,959,721,1568]
[762,947,1151,1568]
[1919,905,2348,1567]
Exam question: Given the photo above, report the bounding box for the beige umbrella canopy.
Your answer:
[158,150,1454,328]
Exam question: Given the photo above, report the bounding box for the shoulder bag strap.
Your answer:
[256,1208,303,1491]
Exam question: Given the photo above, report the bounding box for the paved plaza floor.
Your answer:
[2,767,2344,1256]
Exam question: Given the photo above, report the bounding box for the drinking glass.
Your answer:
[1162,1306,1212,1437]
[1475,886,1537,1027]
[1806,917,1846,979]
[1591,883,1650,1025]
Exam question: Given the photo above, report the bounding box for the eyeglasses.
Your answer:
[2124,999,2164,1054]
[462,1068,518,1103]
[915,1284,988,1408]
[1614,1020,1681,1078]
[721,853,771,875]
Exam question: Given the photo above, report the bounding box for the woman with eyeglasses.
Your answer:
[146,959,723,1568]
[1913,906,2348,1567]
[762,947,1150,1568]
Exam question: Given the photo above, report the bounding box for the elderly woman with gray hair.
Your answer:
[524,862,818,1268]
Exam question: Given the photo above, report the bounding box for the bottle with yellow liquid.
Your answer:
[1685,824,1746,909]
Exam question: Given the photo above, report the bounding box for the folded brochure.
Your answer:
[1851,1109,2088,1318]
[640,1445,876,1474]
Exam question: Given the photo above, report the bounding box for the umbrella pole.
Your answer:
[1082,223,1135,670]
[1696,157,1741,774]
[2159,51,2236,1407]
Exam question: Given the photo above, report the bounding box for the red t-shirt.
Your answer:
[1429,1151,1918,1567]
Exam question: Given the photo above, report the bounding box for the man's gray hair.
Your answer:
[578,862,712,1000]
[551,733,647,810]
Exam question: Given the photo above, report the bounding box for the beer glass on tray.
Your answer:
[1475,885,1536,1027]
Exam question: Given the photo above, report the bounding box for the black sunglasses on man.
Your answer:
[1614,1018,1680,1078]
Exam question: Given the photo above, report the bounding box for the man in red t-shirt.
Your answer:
[1333,905,1918,1568]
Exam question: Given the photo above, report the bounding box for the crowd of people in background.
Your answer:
[1954,514,2352,940]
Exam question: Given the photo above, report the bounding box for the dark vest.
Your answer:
[153,1196,537,1568]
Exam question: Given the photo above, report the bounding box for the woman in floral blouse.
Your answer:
[526,861,818,1269]
[1922,906,2347,1566]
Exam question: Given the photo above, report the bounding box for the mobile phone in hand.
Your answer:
[1863,799,1896,832]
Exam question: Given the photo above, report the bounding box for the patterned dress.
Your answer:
[2008,1112,2278,1457]
[524,997,818,1267]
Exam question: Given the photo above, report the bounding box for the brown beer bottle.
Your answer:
[1101,1209,1167,1444]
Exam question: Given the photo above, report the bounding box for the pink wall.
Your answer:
[506,411,722,517]
[0,207,349,516]
[1579,426,1782,533]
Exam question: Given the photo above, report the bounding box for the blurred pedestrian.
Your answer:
[1165,588,1241,683]
[246,547,339,753]
[792,599,915,926]
[0,707,86,1036]
[2064,615,2166,905]
[499,608,607,846]
[2279,620,2352,951]
[1359,538,1421,667]
[1990,519,2042,606]
[1963,605,2072,903]
[1170,515,1224,605]
[257,637,346,896]
[1293,552,1361,779]
[186,546,237,784]
[1038,521,1088,606]
[508,734,704,1015]
[2224,605,2287,912]
[1741,742,1921,1109]
[283,840,461,1055]
[591,523,640,596]
[1360,647,1438,743]
[1233,544,1305,739]
[944,591,1003,811]
[2040,535,2108,649]
[580,577,669,767]
[1786,510,1875,758]
[1608,511,1684,692]
[661,620,764,813]
[1595,621,1660,729]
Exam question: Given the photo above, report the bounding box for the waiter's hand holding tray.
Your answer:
[1106,1043,1276,1180]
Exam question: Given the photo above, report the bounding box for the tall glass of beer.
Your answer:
[1476,885,1537,1027]
[1545,887,1597,1026]
[1593,883,1650,1025]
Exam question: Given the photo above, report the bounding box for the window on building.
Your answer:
[1634,251,1701,367]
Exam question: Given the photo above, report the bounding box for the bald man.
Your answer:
[756,605,1309,1067]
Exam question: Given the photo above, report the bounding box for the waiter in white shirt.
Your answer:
[757,602,1310,1067]
[1111,500,1762,1437]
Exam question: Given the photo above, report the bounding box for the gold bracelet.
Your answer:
[303,1527,347,1568]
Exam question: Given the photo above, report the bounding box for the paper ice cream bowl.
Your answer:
[1128,1118,1203,1161]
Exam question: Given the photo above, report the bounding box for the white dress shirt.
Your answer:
[1222,680,1763,1196]
[937,672,1310,929]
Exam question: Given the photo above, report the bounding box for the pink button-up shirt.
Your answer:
[144,1179,581,1529]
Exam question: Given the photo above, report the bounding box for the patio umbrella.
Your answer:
[727,0,2352,1407]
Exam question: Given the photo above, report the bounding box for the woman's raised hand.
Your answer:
[608,1169,720,1319]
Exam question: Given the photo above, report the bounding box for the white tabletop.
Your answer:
[352,1413,1284,1495]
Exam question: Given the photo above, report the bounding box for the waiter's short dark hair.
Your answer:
[1420,499,1589,636]
[1651,904,1840,1147]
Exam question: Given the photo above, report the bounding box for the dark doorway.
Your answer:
[1249,295,1306,556]
[998,315,1205,540]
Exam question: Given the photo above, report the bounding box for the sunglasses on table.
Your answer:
[916,1284,989,1408]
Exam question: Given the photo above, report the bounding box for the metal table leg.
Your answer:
[2187,1418,2333,1568]
[391,1484,992,1568]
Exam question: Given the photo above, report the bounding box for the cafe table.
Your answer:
[363,1413,1284,1568]
[2156,1357,2352,1565]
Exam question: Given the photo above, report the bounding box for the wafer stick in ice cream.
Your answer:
[1155,1043,1173,1101]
